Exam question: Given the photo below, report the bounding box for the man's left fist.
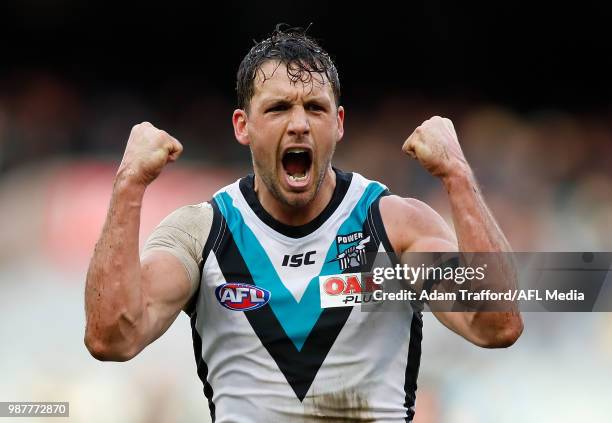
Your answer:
[402,116,469,179]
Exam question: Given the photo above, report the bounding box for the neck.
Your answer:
[254,167,336,226]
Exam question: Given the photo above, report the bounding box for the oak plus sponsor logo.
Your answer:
[215,283,271,311]
[330,231,370,270]
[319,273,382,308]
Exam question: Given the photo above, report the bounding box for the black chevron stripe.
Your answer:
[212,204,384,401]
[215,226,353,401]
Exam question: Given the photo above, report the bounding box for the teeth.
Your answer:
[288,173,307,181]
[286,148,307,154]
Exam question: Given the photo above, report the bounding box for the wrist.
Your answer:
[441,161,475,192]
[114,166,148,196]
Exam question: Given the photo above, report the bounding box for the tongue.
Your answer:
[284,154,309,176]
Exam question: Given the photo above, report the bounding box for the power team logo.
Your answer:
[319,273,382,308]
[330,231,371,270]
[215,283,271,311]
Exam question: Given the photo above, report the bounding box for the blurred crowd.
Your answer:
[1,72,611,251]
[1,71,611,423]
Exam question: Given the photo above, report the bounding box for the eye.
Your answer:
[266,103,289,113]
[306,103,325,112]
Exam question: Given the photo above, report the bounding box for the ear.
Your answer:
[232,109,250,146]
[336,105,345,142]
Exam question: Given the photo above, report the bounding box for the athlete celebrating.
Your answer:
[85,26,523,422]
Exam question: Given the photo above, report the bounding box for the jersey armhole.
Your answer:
[183,199,225,316]
[368,190,398,259]
[370,191,426,314]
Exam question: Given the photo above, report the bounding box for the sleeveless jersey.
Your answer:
[185,169,423,422]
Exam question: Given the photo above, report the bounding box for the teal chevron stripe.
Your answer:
[214,181,386,350]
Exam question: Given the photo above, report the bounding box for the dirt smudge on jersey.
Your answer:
[304,388,375,422]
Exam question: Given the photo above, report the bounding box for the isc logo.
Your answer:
[282,251,316,267]
[215,283,271,311]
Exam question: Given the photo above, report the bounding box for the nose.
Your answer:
[287,106,310,137]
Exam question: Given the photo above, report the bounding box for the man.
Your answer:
[85,26,523,422]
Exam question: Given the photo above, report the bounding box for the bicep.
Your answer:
[405,235,482,345]
[136,203,211,347]
[139,250,195,346]
[402,236,477,344]
[381,195,457,255]
[380,196,478,343]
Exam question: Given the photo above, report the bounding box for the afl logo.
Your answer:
[215,283,271,311]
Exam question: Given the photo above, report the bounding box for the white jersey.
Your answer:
[186,169,422,422]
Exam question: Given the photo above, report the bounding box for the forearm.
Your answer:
[442,166,522,346]
[401,116,522,347]
[442,165,511,253]
[84,169,147,359]
[442,166,518,300]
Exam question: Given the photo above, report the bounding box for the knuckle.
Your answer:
[131,121,153,134]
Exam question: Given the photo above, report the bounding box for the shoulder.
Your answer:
[379,195,446,230]
[379,195,456,253]
[146,202,215,255]
[158,202,214,236]
[142,202,216,297]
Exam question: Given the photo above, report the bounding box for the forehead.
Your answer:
[252,60,334,102]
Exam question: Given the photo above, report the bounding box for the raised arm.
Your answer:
[84,122,192,361]
[381,116,523,348]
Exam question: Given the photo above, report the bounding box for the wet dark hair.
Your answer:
[236,24,341,110]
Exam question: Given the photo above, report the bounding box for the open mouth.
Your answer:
[281,148,313,184]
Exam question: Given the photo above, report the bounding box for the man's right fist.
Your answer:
[117,122,183,186]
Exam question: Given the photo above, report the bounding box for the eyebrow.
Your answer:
[261,95,330,106]
[262,97,292,105]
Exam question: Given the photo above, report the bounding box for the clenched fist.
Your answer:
[117,122,183,186]
[402,116,469,179]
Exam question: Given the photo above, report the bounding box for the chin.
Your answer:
[281,190,316,208]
